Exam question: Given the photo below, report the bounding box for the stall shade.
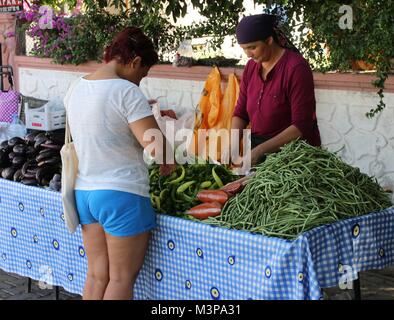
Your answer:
[0,178,393,299]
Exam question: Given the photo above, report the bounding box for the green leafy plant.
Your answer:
[269,0,394,118]
[17,2,180,64]
[18,1,393,117]
[83,0,246,51]
[31,0,78,13]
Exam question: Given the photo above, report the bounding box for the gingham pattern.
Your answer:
[0,179,86,295]
[0,178,393,299]
[0,90,20,123]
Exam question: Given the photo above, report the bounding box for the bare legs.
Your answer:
[103,231,150,300]
[81,223,150,300]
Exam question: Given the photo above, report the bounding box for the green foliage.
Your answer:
[178,0,245,50]
[50,9,125,65]
[275,0,394,117]
[19,0,393,117]
[82,0,246,50]
[37,0,78,12]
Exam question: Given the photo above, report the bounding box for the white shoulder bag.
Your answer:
[60,79,81,233]
[60,117,79,233]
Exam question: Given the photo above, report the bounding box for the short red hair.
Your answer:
[104,27,158,67]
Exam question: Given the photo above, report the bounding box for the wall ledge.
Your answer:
[14,55,394,93]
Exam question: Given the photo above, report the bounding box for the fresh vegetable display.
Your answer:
[0,132,63,191]
[149,162,235,216]
[201,140,392,239]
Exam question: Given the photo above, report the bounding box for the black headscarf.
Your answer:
[236,14,299,53]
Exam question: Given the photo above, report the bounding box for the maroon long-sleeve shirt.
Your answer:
[233,49,321,147]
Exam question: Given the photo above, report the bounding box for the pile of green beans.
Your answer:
[203,140,393,239]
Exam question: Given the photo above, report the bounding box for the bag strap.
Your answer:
[64,77,82,144]
[64,77,82,145]
[65,116,72,144]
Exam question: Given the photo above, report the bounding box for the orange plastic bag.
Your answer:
[198,67,222,129]
[189,69,240,163]
[208,73,239,162]
[214,73,239,131]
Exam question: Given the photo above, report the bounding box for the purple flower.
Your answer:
[5,31,15,38]
[26,12,36,22]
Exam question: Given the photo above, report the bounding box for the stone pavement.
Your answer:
[0,269,81,300]
[1,267,394,300]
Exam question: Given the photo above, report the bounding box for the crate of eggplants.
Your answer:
[0,132,63,189]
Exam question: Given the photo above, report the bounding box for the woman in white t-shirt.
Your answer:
[65,27,173,300]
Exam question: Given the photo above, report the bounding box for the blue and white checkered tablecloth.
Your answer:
[0,178,393,300]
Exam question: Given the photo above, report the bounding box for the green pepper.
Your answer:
[212,166,224,188]
[151,195,161,210]
[181,193,195,203]
[171,186,183,203]
[168,165,185,185]
[177,180,195,194]
[149,166,159,179]
[159,189,168,201]
[199,181,212,189]
[166,171,177,182]
[209,182,218,190]
[149,193,155,206]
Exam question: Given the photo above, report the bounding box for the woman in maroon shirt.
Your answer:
[232,14,321,165]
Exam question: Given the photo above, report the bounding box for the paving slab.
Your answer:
[1,267,393,300]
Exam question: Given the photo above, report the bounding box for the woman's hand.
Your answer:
[251,147,266,166]
[160,109,177,119]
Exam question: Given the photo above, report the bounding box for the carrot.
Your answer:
[186,202,222,220]
[197,190,229,204]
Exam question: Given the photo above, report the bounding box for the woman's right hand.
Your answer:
[160,109,177,119]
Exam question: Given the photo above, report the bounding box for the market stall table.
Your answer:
[0,178,393,300]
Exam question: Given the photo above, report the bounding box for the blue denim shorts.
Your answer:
[75,190,157,237]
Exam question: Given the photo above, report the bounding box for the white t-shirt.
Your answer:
[64,77,153,197]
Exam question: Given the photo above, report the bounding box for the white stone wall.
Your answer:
[19,68,86,100]
[316,89,394,197]
[18,67,394,200]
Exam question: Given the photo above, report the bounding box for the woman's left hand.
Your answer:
[251,147,266,166]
